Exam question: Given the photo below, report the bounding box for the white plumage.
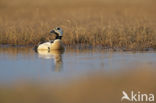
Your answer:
[37,42,51,50]
[35,27,65,51]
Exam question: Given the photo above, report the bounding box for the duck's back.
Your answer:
[37,42,51,50]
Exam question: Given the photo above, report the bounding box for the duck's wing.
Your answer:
[39,41,46,45]
[49,40,54,43]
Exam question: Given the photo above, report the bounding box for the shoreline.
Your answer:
[0,44,155,52]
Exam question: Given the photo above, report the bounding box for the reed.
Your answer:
[0,0,156,50]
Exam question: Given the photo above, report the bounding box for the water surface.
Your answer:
[0,47,156,103]
[0,47,155,84]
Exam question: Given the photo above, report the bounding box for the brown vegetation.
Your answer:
[0,0,156,50]
[0,67,156,103]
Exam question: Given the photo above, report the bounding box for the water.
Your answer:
[0,47,156,84]
[0,47,156,103]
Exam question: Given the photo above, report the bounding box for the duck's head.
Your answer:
[50,27,63,40]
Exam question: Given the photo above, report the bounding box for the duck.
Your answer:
[35,27,65,51]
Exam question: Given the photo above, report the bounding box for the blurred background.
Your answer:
[0,0,156,103]
[0,0,156,49]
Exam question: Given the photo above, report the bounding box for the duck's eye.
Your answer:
[57,28,60,30]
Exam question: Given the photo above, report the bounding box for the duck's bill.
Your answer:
[49,30,55,35]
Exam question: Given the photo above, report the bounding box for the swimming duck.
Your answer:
[35,27,64,51]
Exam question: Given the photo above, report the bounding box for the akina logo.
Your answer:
[121,91,154,102]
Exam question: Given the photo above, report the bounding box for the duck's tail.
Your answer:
[33,45,38,52]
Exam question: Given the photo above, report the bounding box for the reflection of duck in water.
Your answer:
[34,27,65,71]
[34,27,65,51]
[37,50,64,72]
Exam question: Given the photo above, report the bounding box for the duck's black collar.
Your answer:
[55,36,62,40]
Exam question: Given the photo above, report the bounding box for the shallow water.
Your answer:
[0,47,156,84]
[0,47,156,103]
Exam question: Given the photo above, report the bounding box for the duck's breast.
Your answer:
[50,39,64,50]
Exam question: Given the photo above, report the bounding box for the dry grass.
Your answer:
[0,0,156,50]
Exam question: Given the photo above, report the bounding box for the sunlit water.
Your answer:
[0,47,156,84]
